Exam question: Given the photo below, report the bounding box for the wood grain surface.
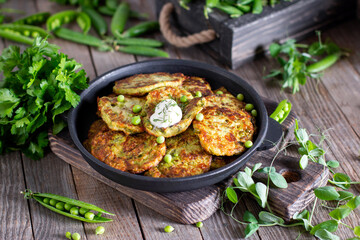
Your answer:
[0,0,359,239]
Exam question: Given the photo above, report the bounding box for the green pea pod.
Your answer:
[0,29,34,45]
[106,0,118,11]
[115,37,163,47]
[252,0,263,14]
[121,21,159,38]
[13,12,50,26]
[180,0,192,10]
[0,24,50,38]
[82,7,107,36]
[47,10,78,32]
[269,99,292,124]
[215,4,243,18]
[111,2,130,39]
[76,12,91,34]
[117,45,169,58]
[206,0,219,8]
[235,4,251,12]
[129,10,149,20]
[98,6,115,16]
[306,53,340,73]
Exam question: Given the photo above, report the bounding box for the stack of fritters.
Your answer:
[84,72,255,178]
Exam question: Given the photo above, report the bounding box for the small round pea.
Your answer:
[72,232,81,240]
[117,95,125,102]
[164,225,174,233]
[195,91,202,98]
[164,154,172,163]
[196,113,204,121]
[70,207,79,215]
[84,212,95,220]
[196,221,203,228]
[237,93,244,101]
[31,31,39,38]
[245,140,253,148]
[95,226,105,235]
[173,153,179,157]
[216,91,223,95]
[180,95,188,103]
[79,207,89,215]
[43,197,50,204]
[23,30,30,36]
[278,110,285,119]
[49,199,58,206]
[132,104,142,113]
[251,109,257,117]
[157,136,165,144]
[284,103,290,112]
[65,232,72,239]
[274,116,280,122]
[245,103,254,111]
[64,203,73,211]
[131,116,141,125]
[55,202,65,211]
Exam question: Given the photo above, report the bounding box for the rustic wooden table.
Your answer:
[1,0,360,239]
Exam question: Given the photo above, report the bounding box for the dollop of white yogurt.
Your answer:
[150,99,182,128]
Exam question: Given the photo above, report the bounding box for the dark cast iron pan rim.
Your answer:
[68,59,268,184]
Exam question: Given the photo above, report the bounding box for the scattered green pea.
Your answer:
[70,207,79,215]
[196,113,204,121]
[173,153,179,157]
[132,104,142,113]
[251,109,257,117]
[131,116,141,125]
[157,136,165,144]
[43,197,50,204]
[55,202,65,211]
[95,226,105,235]
[129,113,133,117]
[65,232,72,239]
[180,95,188,103]
[195,91,202,98]
[237,93,244,101]
[196,221,203,228]
[164,225,174,233]
[49,199,58,206]
[64,203,73,211]
[216,91,223,95]
[79,207,89,215]
[117,95,125,102]
[85,211,95,220]
[245,103,254,111]
[164,154,172,163]
[245,140,253,148]
[72,232,81,240]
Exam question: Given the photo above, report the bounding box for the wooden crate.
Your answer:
[156,0,357,69]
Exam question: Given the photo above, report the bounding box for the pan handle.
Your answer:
[257,117,283,151]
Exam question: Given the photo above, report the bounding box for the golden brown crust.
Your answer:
[182,76,213,97]
[210,155,238,170]
[113,72,186,96]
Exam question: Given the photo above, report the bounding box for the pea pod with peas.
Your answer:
[12,12,50,26]
[269,99,292,124]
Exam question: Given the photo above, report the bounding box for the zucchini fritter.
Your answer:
[193,106,254,156]
[113,72,186,96]
[98,95,145,135]
[143,87,205,137]
[210,156,238,170]
[182,76,212,97]
[145,128,212,178]
[206,89,245,111]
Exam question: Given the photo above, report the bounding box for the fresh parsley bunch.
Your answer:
[0,37,88,160]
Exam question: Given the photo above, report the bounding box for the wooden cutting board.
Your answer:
[49,99,328,224]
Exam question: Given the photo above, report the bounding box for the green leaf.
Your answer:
[255,182,267,208]
[244,223,259,238]
[0,88,20,118]
[354,226,360,237]
[329,206,352,220]
[314,229,340,240]
[299,155,309,169]
[237,172,254,189]
[331,173,351,190]
[269,43,281,57]
[269,172,288,188]
[347,196,360,210]
[337,191,354,201]
[327,160,339,169]
[243,210,258,223]
[258,211,284,224]
[226,187,238,204]
[293,210,311,231]
[314,187,340,201]
[258,167,275,174]
[309,148,325,157]
[310,220,338,235]
[244,167,252,177]
[252,163,262,173]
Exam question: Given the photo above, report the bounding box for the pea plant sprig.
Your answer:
[222,119,360,239]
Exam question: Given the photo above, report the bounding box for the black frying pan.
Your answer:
[68,59,282,193]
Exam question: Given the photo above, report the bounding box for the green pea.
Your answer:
[196,221,203,228]
[173,153,179,157]
[72,232,81,240]
[196,113,204,121]
[43,197,50,204]
[245,103,254,111]
[180,95,188,103]
[245,140,253,148]
[64,203,73,211]
[195,91,202,98]
[31,32,39,38]
[164,154,172,163]
[132,104,142,113]
[131,116,141,125]
[117,95,125,102]
[237,93,244,101]
[164,225,174,233]
[216,91,223,95]
[84,212,95,220]
[157,136,165,144]
[49,199,58,206]
[55,202,65,211]
[283,103,289,112]
[79,207,89,215]
[95,226,105,235]
[65,232,72,239]
[23,30,30,36]
[251,109,257,117]
[70,207,79,215]
[274,116,279,122]
[278,110,285,119]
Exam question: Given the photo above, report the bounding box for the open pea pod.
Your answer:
[269,99,292,124]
